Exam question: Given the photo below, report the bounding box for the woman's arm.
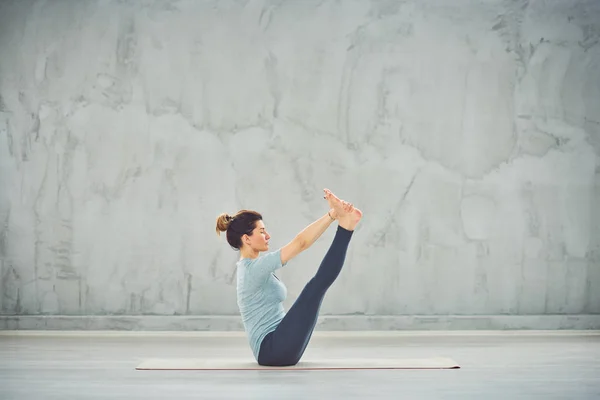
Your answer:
[280,210,336,264]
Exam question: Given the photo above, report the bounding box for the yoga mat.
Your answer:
[136,357,460,370]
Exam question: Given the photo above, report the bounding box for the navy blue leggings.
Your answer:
[257,225,354,366]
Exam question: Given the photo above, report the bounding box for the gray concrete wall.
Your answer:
[1,0,599,330]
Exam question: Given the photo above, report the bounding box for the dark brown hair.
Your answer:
[216,210,263,250]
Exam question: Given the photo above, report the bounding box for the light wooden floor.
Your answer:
[1,331,599,399]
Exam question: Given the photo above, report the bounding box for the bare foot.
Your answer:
[323,189,362,231]
[339,202,362,231]
[323,188,346,215]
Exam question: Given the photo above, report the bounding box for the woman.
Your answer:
[215,188,362,366]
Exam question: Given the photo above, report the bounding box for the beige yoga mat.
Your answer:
[136,357,460,370]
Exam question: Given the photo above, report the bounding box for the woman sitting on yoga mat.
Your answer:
[215,188,362,366]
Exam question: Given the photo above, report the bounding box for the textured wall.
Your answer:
[1,0,599,329]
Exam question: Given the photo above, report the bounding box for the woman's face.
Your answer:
[244,220,271,252]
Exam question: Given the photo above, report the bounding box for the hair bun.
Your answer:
[216,213,234,236]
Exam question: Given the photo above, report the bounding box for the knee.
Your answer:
[307,277,330,296]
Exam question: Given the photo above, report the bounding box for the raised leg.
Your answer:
[257,225,354,366]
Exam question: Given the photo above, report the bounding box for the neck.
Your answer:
[240,247,259,260]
